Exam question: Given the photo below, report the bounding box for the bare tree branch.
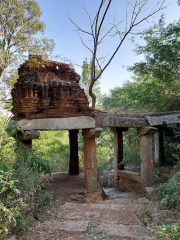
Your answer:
[66,12,93,36]
[77,31,93,54]
[68,0,167,108]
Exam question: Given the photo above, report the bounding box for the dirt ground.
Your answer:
[13,173,154,240]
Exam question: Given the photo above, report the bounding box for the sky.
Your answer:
[36,0,180,95]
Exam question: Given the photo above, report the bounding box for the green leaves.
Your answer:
[129,14,180,85]
[154,225,180,239]
[102,13,180,113]
[0,0,55,79]
[0,117,53,238]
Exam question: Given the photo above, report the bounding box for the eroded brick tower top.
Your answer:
[11,55,92,120]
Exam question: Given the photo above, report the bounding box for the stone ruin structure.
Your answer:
[11,55,92,120]
[9,55,180,194]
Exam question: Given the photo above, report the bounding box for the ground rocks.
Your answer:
[70,195,86,203]
[138,197,151,205]
[15,173,153,240]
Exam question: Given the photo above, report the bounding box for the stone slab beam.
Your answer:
[9,116,95,131]
[145,114,180,126]
[95,116,147,128]
[82,128,102,192]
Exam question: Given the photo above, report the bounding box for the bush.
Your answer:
[123,129,140,166]
[33,131,69,172]
[153,225,180,240]
[151,166,180,209]
[0,117,53,239]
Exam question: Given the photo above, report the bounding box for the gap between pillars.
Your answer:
[108,127,128,180]
[69,130,79,175]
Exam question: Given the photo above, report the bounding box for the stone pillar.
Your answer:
[138,127,157,187]
[17,130,40,150]
[154,128,166,166]
[154,132,160,166]
[17,131,40,179]
[69,130,79,175]
[82,128,102,192]
[159,128,165,166]
[109,127,128,180]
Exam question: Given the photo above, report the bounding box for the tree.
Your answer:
[0,0,55,80]
[102,12,180,113]
[68,0,166,108]
[127,14,180,111]
[81,58,102,108]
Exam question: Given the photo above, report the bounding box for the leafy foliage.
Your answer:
[153,225,180,240]
[102,15,180,113]
[33,131,69,172]
[0,0,55,79]
[0,117,52,239]
[153,180,180,209]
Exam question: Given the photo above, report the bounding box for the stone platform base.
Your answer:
[84,184,107,202]
[117,170,144,192]
[101,169,145,192]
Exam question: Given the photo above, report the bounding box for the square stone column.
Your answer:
[69,130,79,175]
[82,128,102,192]
[155,127,166,166]
[16,131,40,179]
[154,132,160,166]
[108,127,128,180]
[17,130,40,149]
[137,127,157,187]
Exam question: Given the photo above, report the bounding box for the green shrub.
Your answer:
[153,225,180,240]
[33,131,69,172]
[0,117,53,238]
[123,129,140,166]
[152,170,180,209]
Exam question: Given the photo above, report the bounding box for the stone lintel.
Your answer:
[18,130,40,140]
[9,116,95,131]
[95,116,147,128]
[117,170,141,183]
[83,128,102,138]
[137,127,157,135]
[145,114,180,126]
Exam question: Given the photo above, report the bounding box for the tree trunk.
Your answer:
[89,79,96,108]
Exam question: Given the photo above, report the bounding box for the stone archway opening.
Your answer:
[32,130,70,173]
[9,55,180,193]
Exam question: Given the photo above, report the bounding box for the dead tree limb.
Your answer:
[68,0,166,108]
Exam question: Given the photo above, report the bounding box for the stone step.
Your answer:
[96,222,152,240]
[117,170,141,182]
[56,202,139,225]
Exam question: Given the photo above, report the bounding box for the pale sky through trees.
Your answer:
[36,0,180,94]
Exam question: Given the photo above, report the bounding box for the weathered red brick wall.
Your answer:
[11,55,92,120]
